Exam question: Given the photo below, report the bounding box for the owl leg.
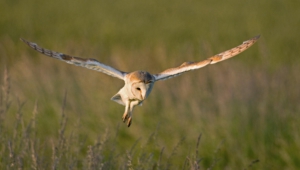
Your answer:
[122,101,130,123]
[126,100,139,127]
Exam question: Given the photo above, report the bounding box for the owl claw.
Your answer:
[122,113,128,122]
[127,117,132,127]
[122,113,132,127]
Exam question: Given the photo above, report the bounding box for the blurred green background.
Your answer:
[0,0,300,169]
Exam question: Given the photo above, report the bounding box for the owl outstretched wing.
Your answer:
[153,35,260,81]
[21,38,127,80]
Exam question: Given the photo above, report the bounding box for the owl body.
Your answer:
[21,35,260,127]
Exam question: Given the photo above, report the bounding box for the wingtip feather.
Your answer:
[20,38,28,44]
[253,35,261,40]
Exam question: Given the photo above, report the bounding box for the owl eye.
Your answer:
[136,87,141,91]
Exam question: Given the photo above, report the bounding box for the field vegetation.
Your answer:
[0,0,299,169]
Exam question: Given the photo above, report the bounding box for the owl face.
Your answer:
[131,82,148,101]
[127,71,154,101]
[131,80,154,101]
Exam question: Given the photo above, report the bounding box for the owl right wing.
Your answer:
[21,38,127,80]
[153,35,260,81]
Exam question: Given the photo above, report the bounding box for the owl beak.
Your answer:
[141,90,146,100]
[141,82,153,100]
[140,87,148,101]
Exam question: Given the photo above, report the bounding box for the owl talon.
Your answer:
[122,114,128,122]
[127,117,132,127]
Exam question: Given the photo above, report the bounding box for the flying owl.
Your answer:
[21,35,260,127]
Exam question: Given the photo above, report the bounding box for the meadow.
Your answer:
[1,0,300,169]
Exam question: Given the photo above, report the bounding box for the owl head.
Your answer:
[111,71,155,105]
[129,71,154,100]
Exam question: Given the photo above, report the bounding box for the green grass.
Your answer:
[1,0,300,169]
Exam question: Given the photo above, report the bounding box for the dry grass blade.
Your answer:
[13,99,25,144]
[0,67,11,124]
[195,134,201,161]
[156,147,164,170]
[31,100,38,139]
[30,140,38,170]
[126,151,134,170]
[193,134,202,170]
[87,145,94,170]
[207,140,224,170]
[52,140,59,170]
[56,90,68,167]
[166,137,185,169]
[8,141,15,168]
[182,134,202,170]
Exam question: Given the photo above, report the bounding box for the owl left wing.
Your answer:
[153,35,260,81]
[21,38,127,80]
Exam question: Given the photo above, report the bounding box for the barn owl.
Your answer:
[21,35,260,127]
